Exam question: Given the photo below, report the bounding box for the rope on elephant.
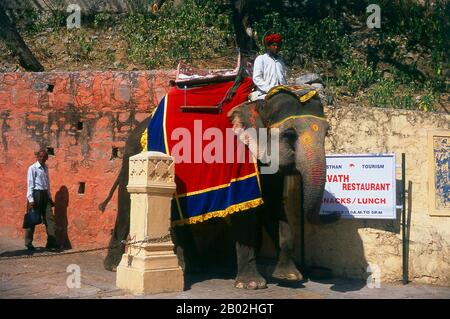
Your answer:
[223,66,245,104]
[0,234,171,261]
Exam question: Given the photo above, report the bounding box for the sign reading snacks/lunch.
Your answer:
[320,154,397,219]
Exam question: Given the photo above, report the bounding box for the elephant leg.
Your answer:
[272,219,303,281]
[231,210,267,290]
[260,173,303,281]
[172,224,201,273]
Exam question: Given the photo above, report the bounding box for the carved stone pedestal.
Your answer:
[116,151,183,294]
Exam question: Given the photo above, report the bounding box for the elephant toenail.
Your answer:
[245,281,258,290]
[234,281,245,289]
[258,281,268,289]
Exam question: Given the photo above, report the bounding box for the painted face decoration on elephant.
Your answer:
[228,91,337,227]
[228,92,329,175]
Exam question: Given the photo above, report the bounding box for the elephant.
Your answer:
[99,90,340,289]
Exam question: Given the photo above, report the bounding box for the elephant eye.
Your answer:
[281,128,297,144]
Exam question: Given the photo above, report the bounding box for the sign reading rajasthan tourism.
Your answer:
[320,154,397,219]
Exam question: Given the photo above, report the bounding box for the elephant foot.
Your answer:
[174,244,205,274]
[235,264,267,290]
[272,256,303,281]
[234,274,267,290]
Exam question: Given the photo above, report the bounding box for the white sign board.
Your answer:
[320,154,397,219]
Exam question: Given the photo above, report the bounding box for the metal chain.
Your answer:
[0,234,171,261]
[121,234,172,246]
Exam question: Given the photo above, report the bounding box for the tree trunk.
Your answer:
[231,0,258,55]
[0,3,44,72]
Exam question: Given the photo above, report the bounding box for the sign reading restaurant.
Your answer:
[320,154,397,219]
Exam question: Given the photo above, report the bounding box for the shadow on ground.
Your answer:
[184,270,236,290]
[0,246,65,258]
[312,278,367,292]
[0,247,47,257]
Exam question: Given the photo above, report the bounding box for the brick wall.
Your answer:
[0,71,175,247]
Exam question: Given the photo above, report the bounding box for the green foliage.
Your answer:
[310,18,350,61]
[93,13,111,28]
[372,0,449,87]
[6,0,446,113]
[65,30,96,61]
[250,0,446,111]
[105,48,116,63]
[368,79,436,112]
[253,14,350,65]
[388,65,418,86]
[122,0,234,68]
[416,82,439,112]
[11,0,66,34]
[123,0,152,14]
[335,58,381,95]
[45,10,66,30]
[377,0,449,64]
[8,6,41,34]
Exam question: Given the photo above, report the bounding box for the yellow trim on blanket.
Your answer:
[252,156,262,191]
[299,90,317,102]
[140,128,148,152]
[163,94,170,155]
[176,172,259,198]
[171,197,263,226]
[270,115,327,128]
[174,192,184,220]
[266,85,317,103]
[164,94,184,219]
[141,100,165,152]
[151,105,158,117]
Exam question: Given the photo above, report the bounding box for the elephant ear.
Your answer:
[227,101,267,161]
[227,101,265,131]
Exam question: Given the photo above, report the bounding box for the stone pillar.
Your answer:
[116,151,183,294]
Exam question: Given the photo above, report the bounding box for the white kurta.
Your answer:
[27,161,52,203]
[251,53,287,100]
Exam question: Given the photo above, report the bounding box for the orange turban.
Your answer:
[264,33,283,45]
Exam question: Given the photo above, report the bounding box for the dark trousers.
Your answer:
[24,190,57,247]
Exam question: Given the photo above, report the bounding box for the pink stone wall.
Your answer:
[0,71,175,248]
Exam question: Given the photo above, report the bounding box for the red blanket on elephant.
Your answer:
[147,77,263,225]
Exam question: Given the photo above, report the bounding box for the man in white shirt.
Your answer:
[25,149,58,251]
[250,33,287,101]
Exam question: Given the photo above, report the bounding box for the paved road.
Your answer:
[1,237,450,299]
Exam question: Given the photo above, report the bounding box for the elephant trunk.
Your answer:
[296,137,340,225]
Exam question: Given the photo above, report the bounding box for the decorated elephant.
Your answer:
[99,88,339,290]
